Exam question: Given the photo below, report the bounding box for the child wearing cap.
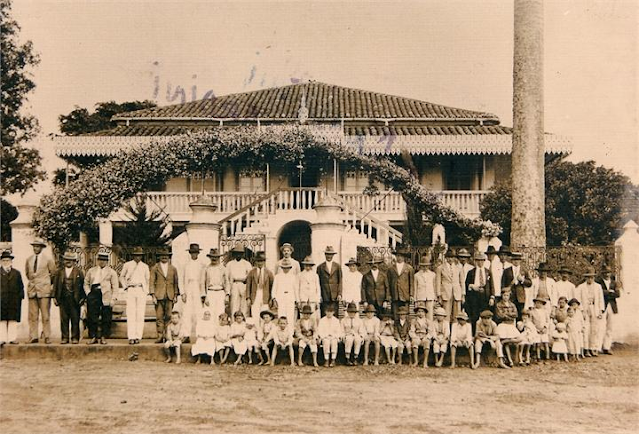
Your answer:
[244,318,261,364]
[474,310,508,369]
[214,313,232,365]
[531,298,550,361]
[566,299,584,361]
[394,306,412,365]
[270,316,295,366]
[341,302,364,365]
[361,304,381,366]
[318,304,343,367]
[164,311,184,364]
[229,311,248,365]
[432,307,450,367]
[409,303,432,368]
[450,311,474,369]
[516,311,537,365]
[191,310,217,365]
[379,311,398,365]
[551,322,569,362]
[414,259,436,321]
[258,309,276,365]
[295,304,319,367]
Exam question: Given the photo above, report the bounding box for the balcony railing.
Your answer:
[142,189,488,219]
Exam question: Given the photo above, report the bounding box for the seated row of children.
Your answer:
[164,290,588,368]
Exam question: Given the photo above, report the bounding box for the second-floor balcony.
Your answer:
[117,189,488,222]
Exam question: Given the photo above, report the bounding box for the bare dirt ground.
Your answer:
[1,347,638,434]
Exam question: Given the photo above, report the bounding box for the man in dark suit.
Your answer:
[0,250,24,345]
[361,256,390,314]
[501,252,532,318]
[388,249,414,319]
[595,265,621,355]
[149,248,179,343]
[53,252,85,344]
[317,246,342,316]
[464,252,491,332]
[247,252,274,320]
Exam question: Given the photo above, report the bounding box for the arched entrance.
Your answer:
[278,220,312,263]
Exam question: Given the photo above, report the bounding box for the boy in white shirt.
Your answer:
[361,304,381,366]
[450,311,474,369]
[270,316,295,366]
[341,302,364,365]
[318,303,343,367]
[414,259,436,321]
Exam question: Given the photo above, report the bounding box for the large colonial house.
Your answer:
[54,81,571,266]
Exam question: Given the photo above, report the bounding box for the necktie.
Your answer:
[479,269,485,287]
[258,268,263,286]
[33,255,38,273]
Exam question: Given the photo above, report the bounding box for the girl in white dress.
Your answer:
[191,310,217,364]
[229,311,248,365]
[551,322,569,362]
[214,313,231,365]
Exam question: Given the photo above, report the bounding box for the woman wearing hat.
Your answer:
[576,268,605,356]
[25,238,56,344]
[297,256,321,322]
[0,251,24,345]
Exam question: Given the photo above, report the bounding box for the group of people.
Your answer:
[0,240,621,370]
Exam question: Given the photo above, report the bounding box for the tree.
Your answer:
[1,199,18,241]
[59,100,157,135]
[0,0,45,195]
[113,194,171,247]
[480,160,633,246]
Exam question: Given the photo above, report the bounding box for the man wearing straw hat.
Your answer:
[53,251,85,344]
[577,267,605,357]
[272,259,298,323]
[226,244,252,318]
[275,243,300,275]
[25,238,56,344]
[84,251,119,344]
[179,243,206,342]
[149,247,179,343]
[203,248,229,325]
[120,247,150,344]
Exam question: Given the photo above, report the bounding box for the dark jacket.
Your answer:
[54,267,85,305]
[596,276,621,314]
[501,266,532,304]
[361,269,390,306]
[149,263,179,300]
[246,266,274,306]
[388,263,415,302]
[317,262,342,302]
[0,267,24,321]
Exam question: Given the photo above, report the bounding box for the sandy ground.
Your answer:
[1,347,638,434]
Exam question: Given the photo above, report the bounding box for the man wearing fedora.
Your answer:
[203,248,229,326]
[149,248,179,343]
[271,259,298,322]
[226,245,253,318]
[247,252,274,321]
[501,252,532,319]
[388,248,414,320]
[435,250,458,320]
[298,256,321,322]
[275,243,300,275]
[53,252,85,344]
[84,251,119,344]
[361,255,390,315]
[317,246,342,317]
[465,252,491,331]
[577,267,605,356]
[0,250,24,345]
[595,265,620,355]
[180,243,206,342]
[25,238,57,344]
[342,257,363,308]
[120,247,150,344]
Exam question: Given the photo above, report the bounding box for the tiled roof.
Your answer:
[112,81,499,122]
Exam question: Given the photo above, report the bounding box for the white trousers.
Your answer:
[0,320,18,343]
[585,306,601,350]
[251,296,269,322]
[277,297,296,324]
[126,287,147,340]
[343,334,363,355]
[206,290,226,322]
[181,290,202,338]
[601,304,615,351]
[230,282,248,317]
[322,337,339,359]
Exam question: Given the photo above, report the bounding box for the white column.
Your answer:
[614,220,639,343]
[185,195,220,258]
[311,195,347,265]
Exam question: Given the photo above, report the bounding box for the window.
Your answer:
[238,169,266,192]
[343,170,370,191]
[443,157,483,190]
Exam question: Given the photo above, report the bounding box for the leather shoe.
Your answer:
[129,340,135,345]
[61,339,69,344]
[29,338,38,344]
[100,338,107,345]
[71,339,79,344]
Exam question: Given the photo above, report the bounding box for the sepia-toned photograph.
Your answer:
[0,0,637,433]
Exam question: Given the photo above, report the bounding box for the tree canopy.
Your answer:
[59,100,157,136]
[480,160,634,246]
[0,0,45,195]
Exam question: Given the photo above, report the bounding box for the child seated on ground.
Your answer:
[341,302,364,366]
[516,310,537,365]
[409,303,432,368]
[270,316,295,366]
[431,307,450,367]
[258,309,276,365]
[191,310,217,365]
[531,298,550,361]
[551,322,569,362]
[361,304,381,366]
[229,311,248,365]
[318,303,343,367]
[450,311,474,369]
[379,310,398,365]
[244,318,261,365]
[295,304,319,367]
[474,310,508,369]
[566,299,584,362]
[214,313,231,365]
[164,311,183,364]
[394,306,412,365]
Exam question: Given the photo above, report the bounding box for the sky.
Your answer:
[11,0,639,189]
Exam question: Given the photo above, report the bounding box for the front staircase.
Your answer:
[218,188,403,248]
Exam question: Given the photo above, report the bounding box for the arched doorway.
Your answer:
[278,220,312,263]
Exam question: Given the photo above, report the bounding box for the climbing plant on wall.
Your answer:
[34,127,498,249]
